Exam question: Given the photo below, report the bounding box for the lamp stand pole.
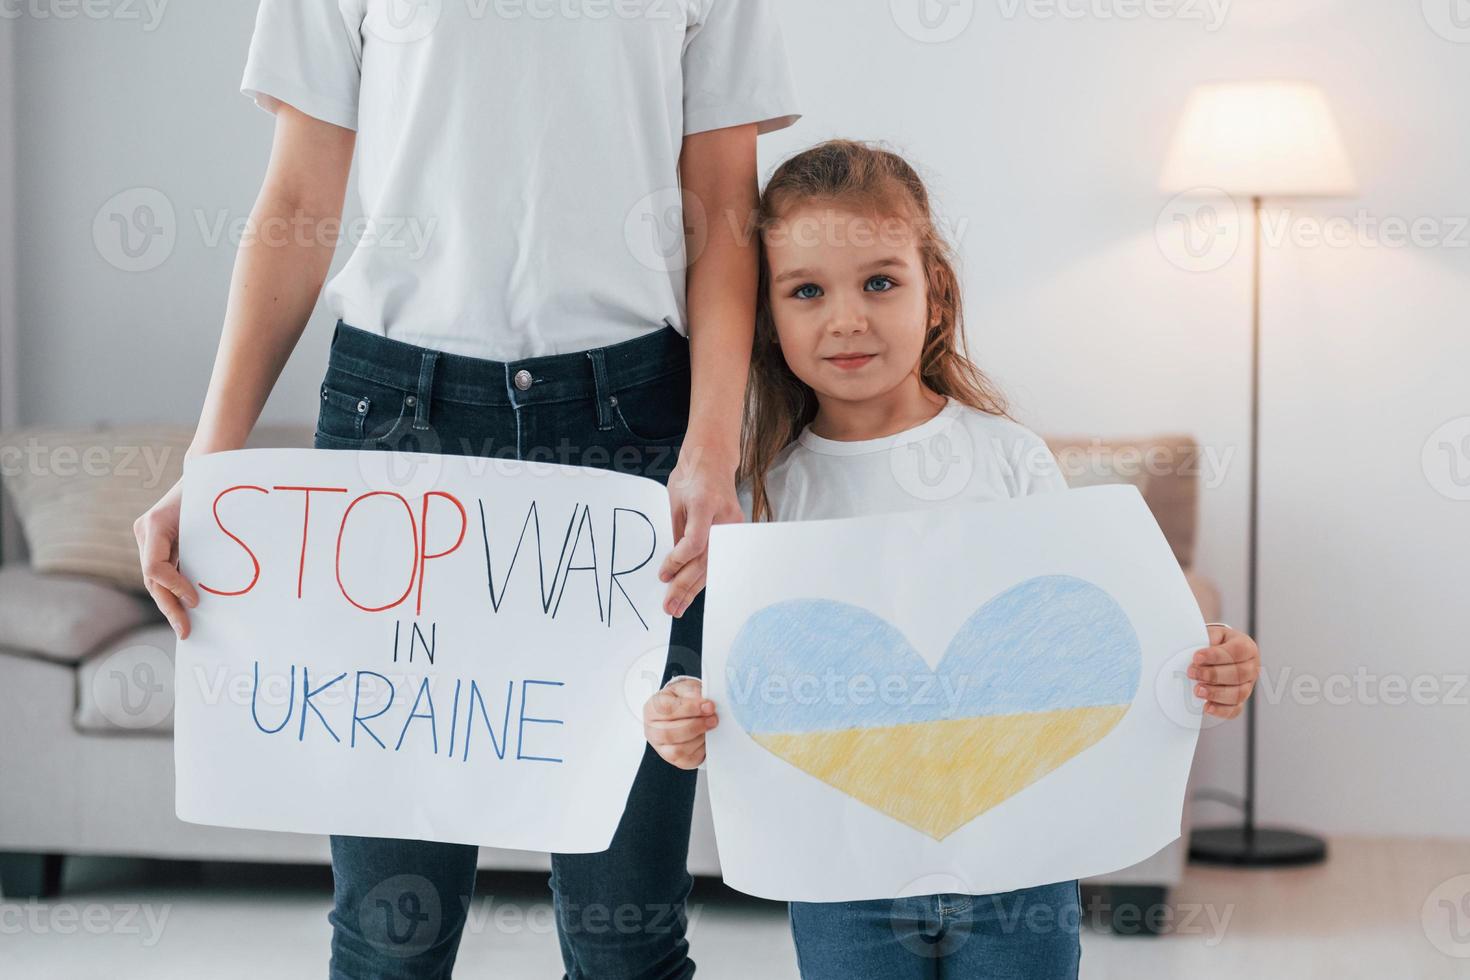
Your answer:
[1189,195,1329,867]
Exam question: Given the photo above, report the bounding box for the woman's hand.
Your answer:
[133,480,200,639]
[644,677,718,769]
[658,449,744,618]
[1188,624,1261,720]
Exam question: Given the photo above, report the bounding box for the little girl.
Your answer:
[646,139,1262,978]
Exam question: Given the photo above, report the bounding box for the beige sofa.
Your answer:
[0,426,1217,931]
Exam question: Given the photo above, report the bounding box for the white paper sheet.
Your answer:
[174,448,672,853]
[702,485,1207,902]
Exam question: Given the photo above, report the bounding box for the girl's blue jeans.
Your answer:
[789,880,1082,980]
[315,320,701,980]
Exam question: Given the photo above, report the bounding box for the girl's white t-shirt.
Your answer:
[738,399,1071,522]
[241,0,801,361]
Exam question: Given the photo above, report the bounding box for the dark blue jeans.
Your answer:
[788,881,1081,980]
[314,320,702,980]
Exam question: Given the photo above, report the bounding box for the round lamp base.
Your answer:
[1189,826,1328,867]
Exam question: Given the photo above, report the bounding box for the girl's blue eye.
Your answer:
[866,276,896,292]
[793,283,823,300]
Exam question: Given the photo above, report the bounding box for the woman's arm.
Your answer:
[134,104,356,638]
[659,123,761,617]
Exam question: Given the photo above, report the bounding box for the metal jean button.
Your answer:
[513,369,533,392]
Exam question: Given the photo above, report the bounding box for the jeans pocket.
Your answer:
[316,371,415,448]
[610,369,690,445]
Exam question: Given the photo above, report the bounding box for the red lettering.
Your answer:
[336,491,418,613]
[198,485,269,597]
[273,486,349,599]
[417,491,467,615]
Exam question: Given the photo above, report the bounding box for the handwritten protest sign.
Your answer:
[702,485,1208,902]
[174,448,671,853]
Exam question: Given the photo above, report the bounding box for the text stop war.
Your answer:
[195,485,661,628]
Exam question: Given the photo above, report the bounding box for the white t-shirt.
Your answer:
[241,0,801,361]
[738,399,1071,522]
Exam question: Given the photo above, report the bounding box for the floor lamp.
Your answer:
[1160,81,1356,866]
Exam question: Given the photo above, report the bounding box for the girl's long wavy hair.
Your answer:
[741,139,1014,522]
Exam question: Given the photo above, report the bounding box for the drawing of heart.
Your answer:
[724,575,1142,840]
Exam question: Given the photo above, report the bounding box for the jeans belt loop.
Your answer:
[413,350,439,431]
[587,349,615,432]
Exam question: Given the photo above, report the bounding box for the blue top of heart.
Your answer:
[725,574,1142,735]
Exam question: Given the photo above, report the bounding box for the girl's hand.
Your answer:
[1188,624,1261,720]
[659,450,744,618]
[644,678,718,769]
[133,479,200,639]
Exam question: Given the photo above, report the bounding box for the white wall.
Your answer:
[9,0,1469,837]
[0,16,20,563]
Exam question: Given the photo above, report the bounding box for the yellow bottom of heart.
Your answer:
[751,704,1130,840]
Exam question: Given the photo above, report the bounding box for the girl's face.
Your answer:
[763,203,936,407]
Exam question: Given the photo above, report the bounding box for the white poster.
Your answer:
[702,485,1207,902]
[174,448,672,854]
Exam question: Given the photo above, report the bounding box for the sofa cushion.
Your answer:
[75,624,177,734]
[0,426,194,591]
[0,424,315,592]
[0,565,156,663]
[1045,434,1200,569]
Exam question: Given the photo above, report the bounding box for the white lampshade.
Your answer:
[1160,81,1358,198]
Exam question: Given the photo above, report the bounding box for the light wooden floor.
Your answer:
[1083,836,1470,978]
[1,837,1466,979]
